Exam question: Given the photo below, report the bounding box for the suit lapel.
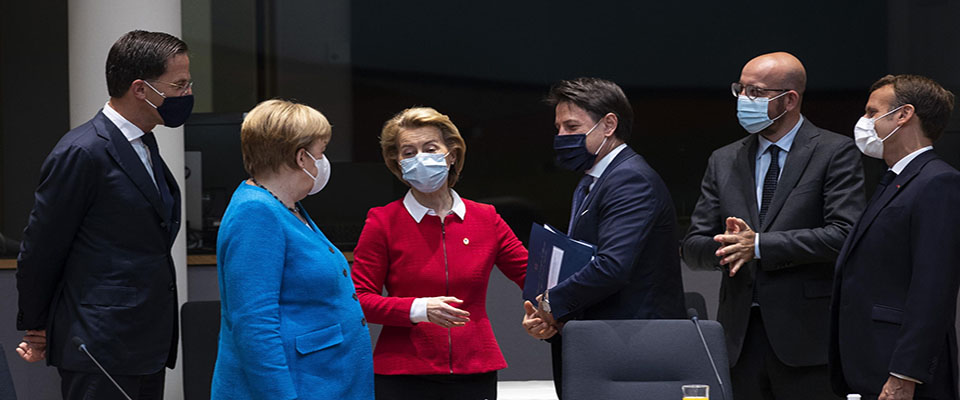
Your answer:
[837,150,938,266]
[571,146,636,232]
[733,136,761,229]
[760,121,818,232]
[94,112,168,220]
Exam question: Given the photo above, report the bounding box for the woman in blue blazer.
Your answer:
[211,99,373,399]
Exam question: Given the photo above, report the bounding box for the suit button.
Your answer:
[342,269,348,277]
[168,283,176,292]
[352,293,358,301]
[160,221,168,229]
[361,318,367,326]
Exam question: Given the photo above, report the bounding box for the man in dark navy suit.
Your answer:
[830,75,960,400]
[15,30,192,400]
[521,77,686,397]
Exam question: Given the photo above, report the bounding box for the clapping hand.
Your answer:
[714,217,756,277]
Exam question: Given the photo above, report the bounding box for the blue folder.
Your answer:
[523,223,597,303]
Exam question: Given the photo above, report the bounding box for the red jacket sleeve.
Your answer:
[492,209,527,289]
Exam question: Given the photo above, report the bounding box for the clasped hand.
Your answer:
[521,295,559,340]
[714,217,756,277]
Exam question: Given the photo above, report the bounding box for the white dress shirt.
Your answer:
[886,146,933,384]
[101,101,158,189]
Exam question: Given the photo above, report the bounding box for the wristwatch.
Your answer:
[540,289,551,314]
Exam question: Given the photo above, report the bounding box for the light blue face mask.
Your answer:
[400,152,449,193]
[737,91,789,134]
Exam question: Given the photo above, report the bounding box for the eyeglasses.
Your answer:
[148,79,193,96]
[731,82,789,100]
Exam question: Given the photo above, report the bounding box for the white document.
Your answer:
[546,246,564,289]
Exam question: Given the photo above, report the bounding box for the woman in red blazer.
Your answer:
[352,107,528,400]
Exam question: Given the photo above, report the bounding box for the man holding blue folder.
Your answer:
[522,77,686,397]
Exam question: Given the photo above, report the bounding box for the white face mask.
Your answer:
[302,150,330,195]
[853,105,904,159]
[737,91,789,134]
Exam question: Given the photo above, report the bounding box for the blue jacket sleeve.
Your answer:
[17,143,98,330]
[218,201,298,399]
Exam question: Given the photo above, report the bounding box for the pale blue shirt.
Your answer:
[753,115,804,259]
[585,143,628,192]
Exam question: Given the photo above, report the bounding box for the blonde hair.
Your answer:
[241,99,331,176]
[380,107,466,187]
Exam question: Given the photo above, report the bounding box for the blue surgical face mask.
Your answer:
[553,119,607,172]
[400,152,450,193]
[737,91,788,134]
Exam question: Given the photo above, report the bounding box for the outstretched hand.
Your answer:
[425,297,470,328]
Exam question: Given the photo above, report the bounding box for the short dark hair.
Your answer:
[105,30,188,98]
[546,77,634,142]
[870,74,956,142]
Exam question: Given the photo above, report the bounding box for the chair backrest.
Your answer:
[181,301,221,400]
[562,319,732,400]
[685,291,709,320]
[0,343,17,400]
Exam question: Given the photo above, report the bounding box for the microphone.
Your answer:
[72,337,133,400]
[688,308,727,400]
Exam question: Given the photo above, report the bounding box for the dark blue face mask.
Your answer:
[553,120,606,172]
[144,81,195,128]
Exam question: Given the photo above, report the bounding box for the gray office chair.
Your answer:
[562,319,732,400]
[0,343,17,400]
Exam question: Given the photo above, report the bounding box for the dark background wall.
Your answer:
[2,0,960,399]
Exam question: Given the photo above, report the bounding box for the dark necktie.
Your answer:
[568,175,594,233]
[759,145,781,226]
[868,170,898,206]
[754,145,780,305]
[142,132,175,225]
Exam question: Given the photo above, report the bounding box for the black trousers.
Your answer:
[59,368,165,400]
[731,308,840,400]
[374,371,497,400]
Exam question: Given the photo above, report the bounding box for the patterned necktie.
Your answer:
[759,145,781,226]
[142,132,175,225]
[754,145,780,305]
[568,175,594,233]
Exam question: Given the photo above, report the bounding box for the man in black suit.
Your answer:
[15,30,192,400]
[830,75,959,400]
[681,52,865,400]
[521,77,686,397]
